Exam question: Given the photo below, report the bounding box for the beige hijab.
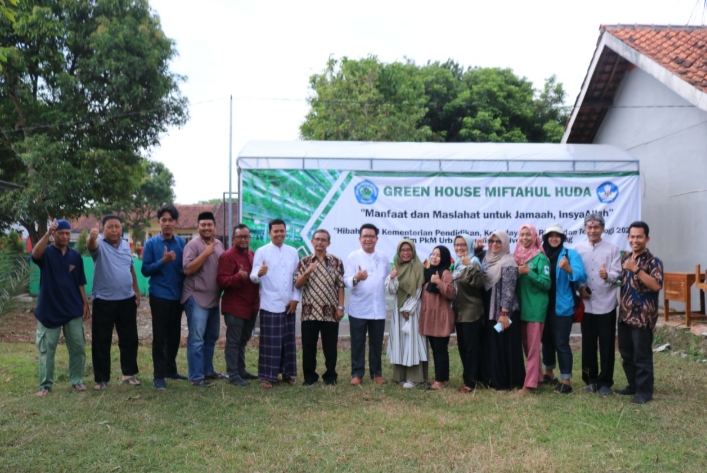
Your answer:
[482,230,517,291]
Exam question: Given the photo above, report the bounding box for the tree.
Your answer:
[76,229,88,256]
[99,160,175,244]
[0,0,18,71]
[300,56,431,141]
[0,0,188,244]
[301,57,568,144]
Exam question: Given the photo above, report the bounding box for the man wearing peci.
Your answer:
[217,224,260,387]
[294,229,345,386]
[344,223,391,386]
[250,218,301,389]
[182,211,226,388]
[141,204,188,390]
[87,215,142,390]
[31,219,90,396]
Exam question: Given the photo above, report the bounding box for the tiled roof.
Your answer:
[173,204,218,230]
[603,25,707,92]
[563,24,707,144]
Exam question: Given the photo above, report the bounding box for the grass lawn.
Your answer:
[0,342,706,472]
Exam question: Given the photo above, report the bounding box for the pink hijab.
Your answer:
[513,223,544,265]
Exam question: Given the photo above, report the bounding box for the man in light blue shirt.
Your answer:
[88,214,141,390]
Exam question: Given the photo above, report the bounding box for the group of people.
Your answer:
[31,208,663,405]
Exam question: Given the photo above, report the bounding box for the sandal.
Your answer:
[260,380,273,389]
[283,377,296,385]
[121,376,142,387]
[36,387,52,396]
[191,380,214,388]
[427,381,445,391]
[542,374,558,384]
[457,385,473,394]
[553,383,573,394]
[93,382,108,391]
[72,384,87,392]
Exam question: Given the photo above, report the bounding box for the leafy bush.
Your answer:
[0,247,29,316]
[76,230,89,256]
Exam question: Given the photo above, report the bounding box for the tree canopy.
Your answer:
[0,0,188,243]
[300,56,567,144]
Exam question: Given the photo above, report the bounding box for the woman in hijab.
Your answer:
[541,223,587,394]
[452,234,486,393]
[418,245,456,390]
[386,239,428,388]
[513,223,551,395]
[482,230,525,391]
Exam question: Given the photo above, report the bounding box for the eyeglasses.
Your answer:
[312,238,329,242]
[488,239,502,245]
[233,235,251,240]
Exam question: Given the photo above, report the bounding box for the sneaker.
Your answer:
[240,371,259,380]
[229,376,249,387]
[402,381,416,389]
[599,386,613,397]
[630,395,650,404]
[583,384,598,394]
[614,386,636,396]
[153,378,166,390]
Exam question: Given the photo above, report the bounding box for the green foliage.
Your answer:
[98,160,175,244]
[301,57,568,144]
[0,247,28,315]
[0,229,25,253]
[300,56,431,141]
[76,229,88,256]
[0,0,188,244]
[0,0,18,71]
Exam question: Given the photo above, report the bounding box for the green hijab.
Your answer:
[394,239,425,310]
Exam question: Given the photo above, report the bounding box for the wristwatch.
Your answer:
[337,306,345,310]
[352,277,358,285]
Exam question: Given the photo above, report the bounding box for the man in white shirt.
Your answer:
[576,213,622,397]
[344,223,391,386]
[250,219,301,388]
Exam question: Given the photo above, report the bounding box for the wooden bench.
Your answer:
[663,266,707,327]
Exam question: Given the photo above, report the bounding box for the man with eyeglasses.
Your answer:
[344,223,391,386]
[575,213,622,397]
[217,224,260,386]
[294,229,345,386]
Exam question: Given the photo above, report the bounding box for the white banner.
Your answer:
[307,172,639,259]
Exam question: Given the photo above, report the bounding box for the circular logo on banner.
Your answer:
[596,181,619,203]
[354,180,379,205]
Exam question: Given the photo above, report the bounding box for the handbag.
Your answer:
[572,282,584,323]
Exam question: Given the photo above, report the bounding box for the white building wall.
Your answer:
[593,67,707,309]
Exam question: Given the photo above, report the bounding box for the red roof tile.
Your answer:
[602,25,707,93]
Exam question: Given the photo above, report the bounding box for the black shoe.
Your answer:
[166,372,188,381]
[302,381,316,387]
[583,383,598,394]
[240,371,258,380]
[614,386,636,396]
[229,376,249,387]
[630,395,650,404]
[599,386,613,397]
[153,378,166,390]
[324,379,337,386]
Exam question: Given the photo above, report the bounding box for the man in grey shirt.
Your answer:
[87,214,141,390]
[182,211,225,387]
